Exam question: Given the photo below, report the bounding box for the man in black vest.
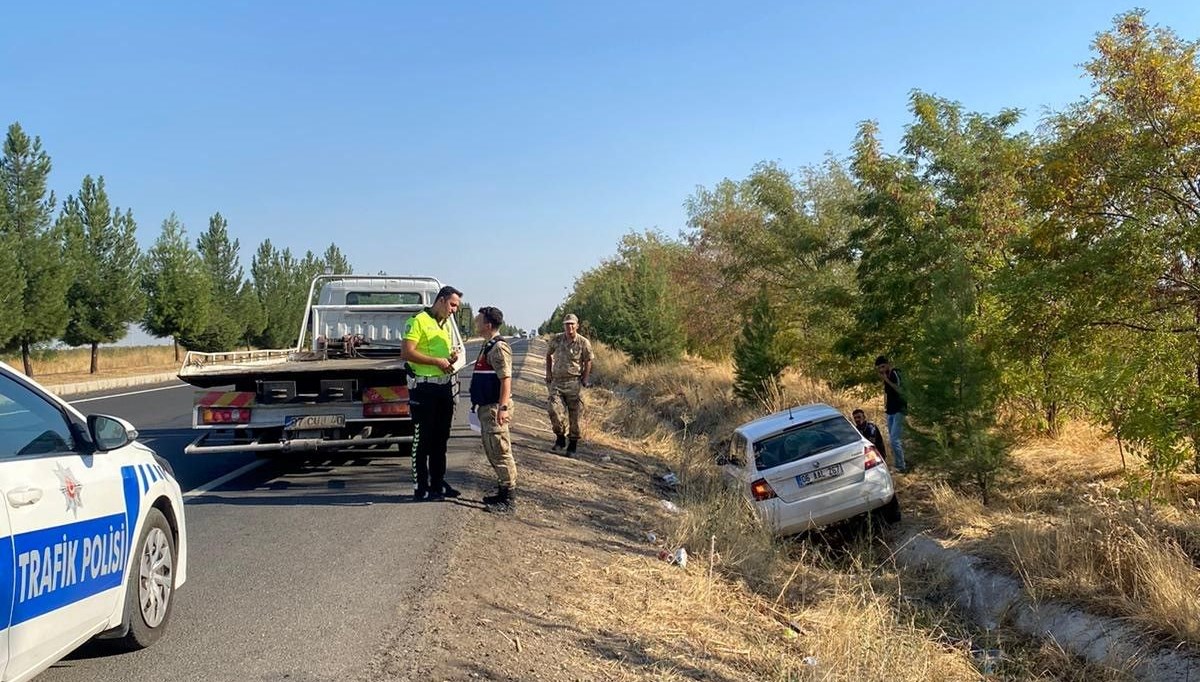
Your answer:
[469,306,517,513]
[875,356,908,472]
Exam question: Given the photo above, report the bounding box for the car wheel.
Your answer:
[114,508,177,650]
[880,495,902,525]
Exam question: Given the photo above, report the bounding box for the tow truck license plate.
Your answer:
[795,463,843,487]
[285,415,345,430]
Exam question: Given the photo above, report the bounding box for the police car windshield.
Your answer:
[752,416,861,471]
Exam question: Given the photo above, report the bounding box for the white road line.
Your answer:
[183,459,269,501]
[69,382,191,404]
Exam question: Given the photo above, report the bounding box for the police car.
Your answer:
[0,362,187,681]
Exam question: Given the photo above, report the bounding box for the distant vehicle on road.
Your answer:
[0,362,188,680]
[178,275,465,457]
[518,330,528,339]
[721,403,899,535]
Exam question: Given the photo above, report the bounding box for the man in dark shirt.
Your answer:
[852,409,888,460]
[875,356,908,472]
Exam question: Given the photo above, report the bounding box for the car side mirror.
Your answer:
[88,414,138,452]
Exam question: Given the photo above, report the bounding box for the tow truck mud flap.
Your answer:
[184,431,414,455]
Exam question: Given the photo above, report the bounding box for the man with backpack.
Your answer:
[875,355,908,473]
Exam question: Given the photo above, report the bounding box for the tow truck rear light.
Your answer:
[363,402,410,418]
[864,445,884,470]
[200,407,251,425]
[750,478,777,501]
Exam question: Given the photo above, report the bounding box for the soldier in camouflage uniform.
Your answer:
[470,306,517,513]
[545,314,593,457]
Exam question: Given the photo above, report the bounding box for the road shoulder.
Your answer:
[389,339,783,681]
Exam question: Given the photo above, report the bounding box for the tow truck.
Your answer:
[177,275,465,456]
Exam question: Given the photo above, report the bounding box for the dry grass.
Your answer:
[912,418,1200,646]
[601,341,1200,650]
[558,556,981,681]
[1,345,178,382]
[586,344,1130,679]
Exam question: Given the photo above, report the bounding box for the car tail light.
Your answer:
[864,445,884,470]
[750,478,777,501]
[200,407,251,425]
[363,402,410,418]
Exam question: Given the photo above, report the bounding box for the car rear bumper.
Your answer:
[757,469,895,535]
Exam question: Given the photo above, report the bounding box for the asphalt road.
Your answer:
[41,339,528,682]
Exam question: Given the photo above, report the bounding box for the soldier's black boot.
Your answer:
[566,438,579,457]
[487,488,515,514]
[552,434,567,452]
[482,487,505,505]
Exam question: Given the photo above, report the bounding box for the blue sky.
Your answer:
[4,1,1200,338]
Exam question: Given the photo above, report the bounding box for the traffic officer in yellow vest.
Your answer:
[545,313,593,456]
[402,285,463,501]
[469,306,517,513]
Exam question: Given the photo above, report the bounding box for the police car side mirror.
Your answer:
[88,414,138,452]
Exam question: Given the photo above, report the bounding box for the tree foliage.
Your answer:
[142,214,210,360]
[0,123,70,375]
[733,286,788,404]
[60,176,144,372]
[547,11,1200,497]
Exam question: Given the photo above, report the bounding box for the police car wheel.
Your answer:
[117,508,176,650]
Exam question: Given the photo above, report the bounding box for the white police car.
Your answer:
[0,362,187,681]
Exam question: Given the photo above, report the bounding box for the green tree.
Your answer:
[558,231,686,363]
[250,242,325,349]
[733,286,788,404]
[686,160,860,378]
[0,123,70,375]
[907,263,1010,504]
[1037,11,1200,473]
[322,243,352,275]
[142,214,210,361]
[0,172,24,350]
[233,280,265,350]
[848,93,1031,501]
[60,176,144,373]
[189,212,243,351]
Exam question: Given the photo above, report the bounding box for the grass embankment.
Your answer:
[584,346,1135,681]
[2,345,179,384]
[923,425,1200,646]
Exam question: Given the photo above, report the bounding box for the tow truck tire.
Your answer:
[114,508,177,651]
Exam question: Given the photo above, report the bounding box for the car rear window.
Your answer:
[345,292,423,305]
[753,415,862,471]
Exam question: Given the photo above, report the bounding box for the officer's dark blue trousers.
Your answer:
[409,382,455,492]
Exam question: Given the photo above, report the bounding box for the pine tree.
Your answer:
[0,123,70,375]
[322,243,352,275]
[60,176,144,373]
[907,263,1010,504]
[733,286,788,404]
[234,280,265,350]
[189,212,243,351]
[0,183,23,349]
[142,214,211,361]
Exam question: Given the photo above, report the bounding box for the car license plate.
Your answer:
[285,414,345,430]
[795,463,843,487]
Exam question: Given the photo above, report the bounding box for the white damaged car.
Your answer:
[722,403,899,535]
[0,362,187,681]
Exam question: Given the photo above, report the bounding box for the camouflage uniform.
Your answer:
[477,341,516,489]
[546,332,593,440]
